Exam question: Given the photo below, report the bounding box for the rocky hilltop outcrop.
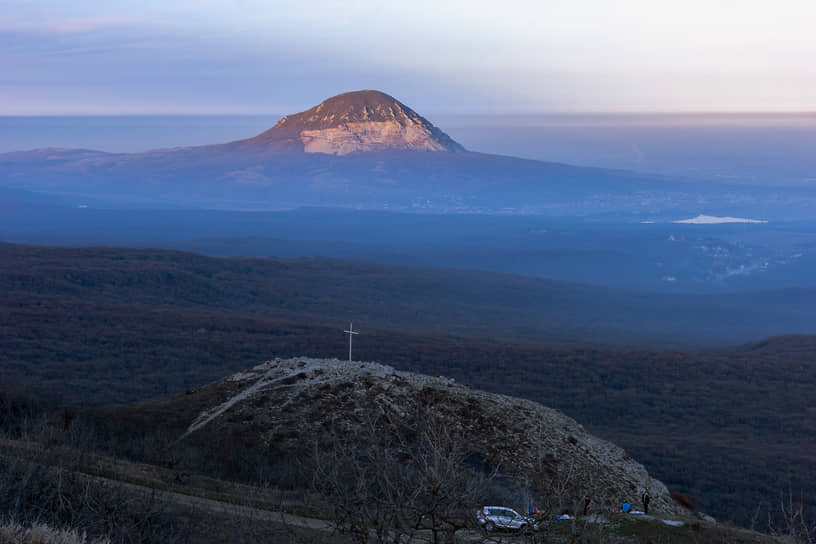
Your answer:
[238,90,465,155]
[176,356,684,516]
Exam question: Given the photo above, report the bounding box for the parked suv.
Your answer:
[475,506,534,532]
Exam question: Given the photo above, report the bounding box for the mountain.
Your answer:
[133,356,686,518]
[231,90,465,154]
[3,90,814,216]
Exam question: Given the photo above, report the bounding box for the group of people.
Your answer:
[618,490,651,515]
[528,489,651,519]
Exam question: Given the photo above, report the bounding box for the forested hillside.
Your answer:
[1,244,814,527]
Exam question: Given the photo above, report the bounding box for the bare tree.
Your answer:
[523,422,608,544]
[310,405,494,544]
[768,486,814,544]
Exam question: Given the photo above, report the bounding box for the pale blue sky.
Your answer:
[2,0,815,114]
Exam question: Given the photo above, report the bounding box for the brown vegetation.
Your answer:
[672,492,697,512]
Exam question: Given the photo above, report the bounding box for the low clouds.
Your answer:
[2,1,815,114]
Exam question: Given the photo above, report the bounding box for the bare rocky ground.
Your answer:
[171,357,685,517]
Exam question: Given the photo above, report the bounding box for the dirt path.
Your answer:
[113,475,334,532]
[0,437,335,535]
[0,437,502,543]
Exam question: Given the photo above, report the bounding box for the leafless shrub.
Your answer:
[767,487,814,544]
[311,405,495,543]
[0,439,188,544]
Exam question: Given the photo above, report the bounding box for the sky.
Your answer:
[2,0,815,115]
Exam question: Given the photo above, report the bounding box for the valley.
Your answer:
[3,204,816,294]
[1,244,814,532]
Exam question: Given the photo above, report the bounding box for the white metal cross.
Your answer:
[343,322,359,362]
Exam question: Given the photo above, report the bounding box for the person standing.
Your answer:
[641,490,650,514]
[583,495,591,516]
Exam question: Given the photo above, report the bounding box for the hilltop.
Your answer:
[143,356,684,518]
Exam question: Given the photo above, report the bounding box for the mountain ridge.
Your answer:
[2,91,816,217]
[4,243,816,347]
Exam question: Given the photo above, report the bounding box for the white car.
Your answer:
[476,506,533,532]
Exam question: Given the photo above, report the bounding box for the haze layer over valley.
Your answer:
[3,91,816,294]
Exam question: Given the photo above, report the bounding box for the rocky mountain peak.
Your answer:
[246,90,465,155]
[274,90,429,129]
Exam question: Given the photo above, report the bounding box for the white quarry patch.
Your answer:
[673,214,767,224]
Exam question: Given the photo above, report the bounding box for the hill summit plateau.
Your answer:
[239,90,465,155]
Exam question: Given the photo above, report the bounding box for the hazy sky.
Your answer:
[2,0,815,114]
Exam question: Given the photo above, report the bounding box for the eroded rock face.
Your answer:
[244,90,465,155]
[178,357,685,516]
[300,122,451,155]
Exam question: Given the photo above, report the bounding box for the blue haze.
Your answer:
[2,113,814,186]
[0,115,281,154]
[2,113,816,296]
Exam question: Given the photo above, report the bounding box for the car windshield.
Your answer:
[486,507,517,518]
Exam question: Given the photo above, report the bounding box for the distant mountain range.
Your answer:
[2,90,814,218]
